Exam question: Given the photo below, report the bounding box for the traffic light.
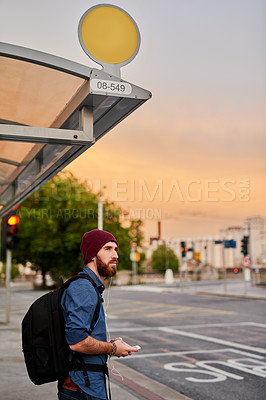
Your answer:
[194,252,201,261]
[241,236,248,256]
[5,212,20,250]
[180,241,186,258]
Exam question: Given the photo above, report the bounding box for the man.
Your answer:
[58,229,138,400]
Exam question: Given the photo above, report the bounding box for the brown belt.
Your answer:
[62,376,78,392]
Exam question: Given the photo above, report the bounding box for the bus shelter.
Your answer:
[0,41,151,217]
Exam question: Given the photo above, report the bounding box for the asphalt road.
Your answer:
[107,286,266,400]
[0,282,265,400]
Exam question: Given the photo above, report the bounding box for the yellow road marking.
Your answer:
[108,300,234,319]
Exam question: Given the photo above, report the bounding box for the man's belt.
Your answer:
[70,362,108,387]
[71,363,107,373]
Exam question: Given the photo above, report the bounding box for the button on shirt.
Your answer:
[61,267,107,399]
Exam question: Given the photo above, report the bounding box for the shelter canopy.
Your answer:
[0,42,151,216]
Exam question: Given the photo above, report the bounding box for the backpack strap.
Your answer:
[72,353,108,387]
[62,273,102,334]
[72,355,111,400]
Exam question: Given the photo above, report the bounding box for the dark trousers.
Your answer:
[58,384,104,400]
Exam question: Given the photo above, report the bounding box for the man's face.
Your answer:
[95,241,118,277]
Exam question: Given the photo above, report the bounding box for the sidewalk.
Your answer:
[0,284,190,400]
[192,279,266,300]
[117,279,266,300]
[1,279,264,400]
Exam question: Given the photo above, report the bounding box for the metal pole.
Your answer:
[205,240,208,264]
[179,254,183,290]
[98,197,103,230]
[0,218,2,261]
[222,241,227,293]
[243,267,247,296]
[5,248,12,324]
[180,257,187,290]
[185,257,188,283]
[248,223,254,286]
[132,260,137,285]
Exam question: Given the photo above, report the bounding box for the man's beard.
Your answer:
[96,255,117,277]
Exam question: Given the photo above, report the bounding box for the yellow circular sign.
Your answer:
[78,4,140,67]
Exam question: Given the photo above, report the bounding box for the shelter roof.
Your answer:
[0,42,151,216]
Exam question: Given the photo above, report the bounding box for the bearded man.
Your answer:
[58,229,138,400]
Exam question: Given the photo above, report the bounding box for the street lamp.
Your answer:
[98,185,106,230]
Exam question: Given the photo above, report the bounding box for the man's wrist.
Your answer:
[109,340,117,356]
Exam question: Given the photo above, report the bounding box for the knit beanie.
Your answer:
[80,229,118,266]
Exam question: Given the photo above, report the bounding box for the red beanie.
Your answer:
[80,229,118,265]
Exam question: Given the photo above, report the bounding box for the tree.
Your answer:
[128,219,146,272]
[0,262,20,280]
[128,219,145,248]
[13,172,144,287]
[151,244,179,273]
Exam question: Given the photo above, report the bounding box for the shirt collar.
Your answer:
[82,266,105,294]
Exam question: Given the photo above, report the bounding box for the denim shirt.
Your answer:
[61,267,107,399]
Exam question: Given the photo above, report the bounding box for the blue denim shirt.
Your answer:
[61,267,107,399]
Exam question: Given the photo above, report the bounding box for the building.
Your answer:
[147,216,266,269]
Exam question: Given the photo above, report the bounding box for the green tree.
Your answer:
[151,244,179,273]
[13,172,144,287]
[128,219,146,273]
[1,263,20,280]
[128,219,145,247]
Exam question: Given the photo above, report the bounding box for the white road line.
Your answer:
[122,348,265,359]
[109,321,266,333]
[109,326,152,332]
[179,322,266,329]
[246,322,266,329]
[159,327,266,354]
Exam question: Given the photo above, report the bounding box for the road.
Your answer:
[107,285,266,400]
[0,281,265,400]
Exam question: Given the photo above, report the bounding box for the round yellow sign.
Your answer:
[78,4,140,69]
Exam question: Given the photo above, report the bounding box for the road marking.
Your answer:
[197,360,266,378]
[246,322,266,329]
[164,357,266,383]
[120,348,265,360]
[109,321,266,333]
[179,321,266,329]
[109,304,234,319]
[159,327,266,354]
[109,326,151,332]
[165,363,230,383]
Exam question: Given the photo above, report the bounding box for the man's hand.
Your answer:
[70,335,139,357]
[112,337,139,357]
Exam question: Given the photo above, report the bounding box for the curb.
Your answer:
[195,291,266,301]
[110,360,192,400]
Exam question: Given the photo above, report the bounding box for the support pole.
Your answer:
[130,247,137,285]
[98,197,103,230]
[132,259,137,285]
[248,223,254,286]
[222,241,227,293]
[5,249,12,324]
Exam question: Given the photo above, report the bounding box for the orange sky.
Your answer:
[2,0,265,241]
[66,95,266,240]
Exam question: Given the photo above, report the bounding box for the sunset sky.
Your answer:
[1,0,266,241]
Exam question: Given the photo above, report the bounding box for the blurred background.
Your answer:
[1,0,266,286]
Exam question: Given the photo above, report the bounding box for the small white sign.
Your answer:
[242,255,250,267]
[90,78,132,95]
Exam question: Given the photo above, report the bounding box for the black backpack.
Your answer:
[22,273,102,385]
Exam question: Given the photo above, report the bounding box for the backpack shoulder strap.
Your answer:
[62,273,102,334]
